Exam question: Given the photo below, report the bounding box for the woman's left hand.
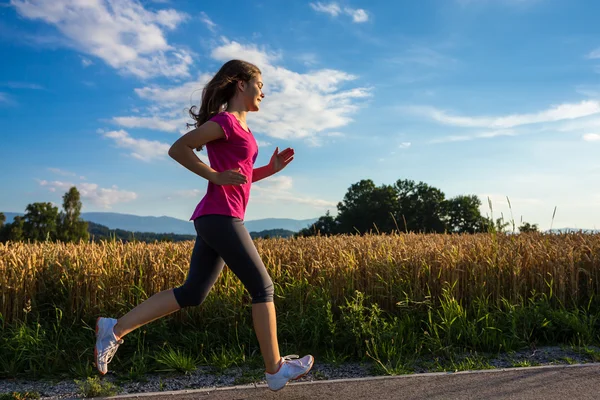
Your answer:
[268,147,295,174]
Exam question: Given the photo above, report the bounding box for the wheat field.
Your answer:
[2,232,599,325]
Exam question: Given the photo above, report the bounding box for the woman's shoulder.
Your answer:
[208,112,236,138]
[209,111,235,124]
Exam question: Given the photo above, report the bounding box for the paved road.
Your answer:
[108,364,600,400]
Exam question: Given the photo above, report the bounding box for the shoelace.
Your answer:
[101,339,123,364]
[281,354,299,362]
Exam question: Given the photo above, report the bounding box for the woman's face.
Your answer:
[244,74,264,112]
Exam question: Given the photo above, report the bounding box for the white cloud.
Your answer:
[406,100,600,129]
[199,11,216,32]
[10,0,192,79]
[211,40,280,68]
[586,48,600,60]
[256,140,271,147]
[257,175,293,191]
[101,129,209,163]
[80,56,93,67]
[111,73,214,132]
[211,40,371,140]
[310,2,369,23]
[429,129,518,144]
[309,2,341,16]
[344,7,368,23]
[555,115,600,133]
[102,129,170,161]
[133,72,213,104]
[38,180,137,209]
[296,53,318,67]
[583,133,600,142]
[112,39,371,146]
[399,142,411,148]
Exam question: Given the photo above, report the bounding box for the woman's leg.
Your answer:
[195,215,280,374]
[114,229,225,339]
[113,289,180,339]
[95,219,226,375]
[251,301,281,374]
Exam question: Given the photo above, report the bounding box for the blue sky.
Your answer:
[1,0,600,230]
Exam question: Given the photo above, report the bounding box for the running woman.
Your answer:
[94,59,314,391]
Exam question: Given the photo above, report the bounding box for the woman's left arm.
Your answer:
[252,147,295,183]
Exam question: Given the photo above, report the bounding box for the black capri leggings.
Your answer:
[173,214,274,308]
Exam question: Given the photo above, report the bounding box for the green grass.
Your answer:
[2,285,600,381]
[573,346,600,362]
[0,392,40,400]
[154,346,199,374]
[448,355,495,372]
[511,360,541,367]
[74,376,119,398]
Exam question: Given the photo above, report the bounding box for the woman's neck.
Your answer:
[227,109,247,124]
[226,98,248,123]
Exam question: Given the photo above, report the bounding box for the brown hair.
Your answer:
[188,59,261,151]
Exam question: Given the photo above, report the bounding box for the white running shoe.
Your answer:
[94,317,124,375]
[265,354,314,391]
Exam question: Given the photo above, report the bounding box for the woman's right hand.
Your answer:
[210,168,248,185]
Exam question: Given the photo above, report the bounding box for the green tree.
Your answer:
[519,221,539,233]
[57,186,89,242]
[480,216,511,233]
[393,179,446,233]
[0,213,8,242]
[1,216,25,242]
[297,210,339,237]
[23,202,59,241]
[443,195,485,233]
[299,178,492,237]
[336,180,399,235]
[335,179,378,234]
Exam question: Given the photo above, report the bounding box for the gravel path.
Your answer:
[1,346,598,399]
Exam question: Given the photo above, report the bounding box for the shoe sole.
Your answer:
[269,355,315,392]
[94,317,106,375]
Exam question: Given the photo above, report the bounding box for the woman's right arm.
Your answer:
[168,121,247,185]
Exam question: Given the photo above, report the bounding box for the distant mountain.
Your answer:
[249,229,297,240]
[244,217,318,233]
[2,212,318,235]
[3,211,599,236]
[82,212,196,235]
[87,221,195,243]
[546,228,600,234]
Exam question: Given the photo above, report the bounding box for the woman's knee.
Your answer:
[173,285,208,308]
[250,281,274,304]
